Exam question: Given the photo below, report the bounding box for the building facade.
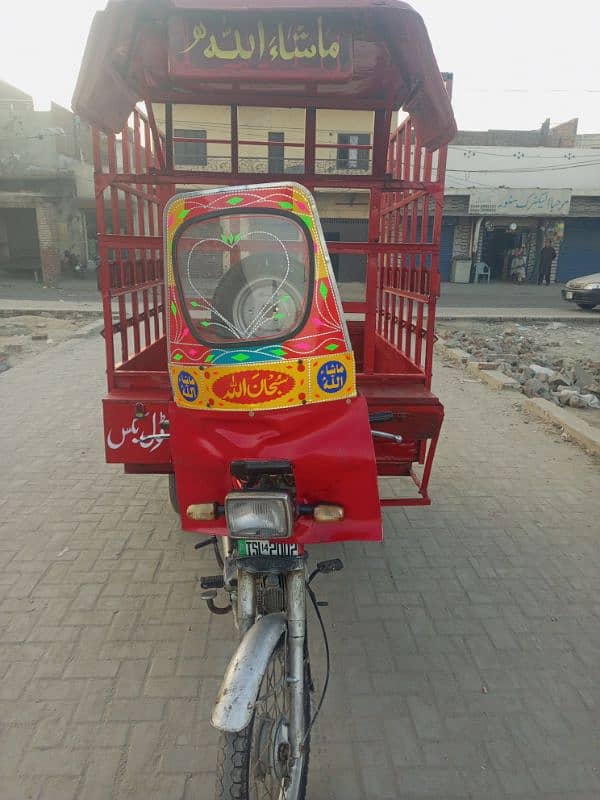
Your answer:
[156,109,600,288]
[6,89,592,290]
[0,80,95,285]
[154,104,375,297]
[443,118,600,283]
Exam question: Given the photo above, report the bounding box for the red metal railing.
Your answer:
[92,85,453,502]
[93,88,451,398]
[93,107,166,391]
[374,76,453,503]
[378,99,451,388]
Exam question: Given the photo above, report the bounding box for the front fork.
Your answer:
[235,565,306,760]
[286,568,307,761]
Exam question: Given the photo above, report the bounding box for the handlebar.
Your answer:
[368,412,394,424]
[369,411,402,444]
[371,430,403,444]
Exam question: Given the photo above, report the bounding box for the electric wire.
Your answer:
[449,147,600,160]
[302,581,330,746]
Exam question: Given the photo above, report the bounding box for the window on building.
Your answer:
[174,129,207,167]
[337,133,370,170]
[268,132,285,173]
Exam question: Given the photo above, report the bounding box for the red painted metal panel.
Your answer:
[103,397,171,465]
[73,1,456,149]
[169,395,382,544]
[168,13,354,82]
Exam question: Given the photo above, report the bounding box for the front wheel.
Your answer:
[577,302,597,311]
[215,637,310,800]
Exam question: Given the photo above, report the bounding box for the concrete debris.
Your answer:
[530,364,555,380]
[523,378,548,398]
[476,361,500,371]
[439,320,600,415]
[554,388,600,408]
[574,364,595,389]
[548,373,572,390]
[579,393,600,409]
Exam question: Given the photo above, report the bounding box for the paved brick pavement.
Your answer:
[1,336,600,799]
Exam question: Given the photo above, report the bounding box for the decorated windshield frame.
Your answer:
[172,208,315,350]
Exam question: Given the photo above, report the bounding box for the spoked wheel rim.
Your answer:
[231,278,304,340]
[249,642,304,800]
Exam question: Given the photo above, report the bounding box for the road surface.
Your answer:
[1,334,600,799]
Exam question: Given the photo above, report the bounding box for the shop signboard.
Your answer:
[468,188,571,217]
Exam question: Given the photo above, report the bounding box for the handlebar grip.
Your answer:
[368,412,394,424]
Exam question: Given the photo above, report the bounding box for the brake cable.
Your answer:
[302,580,331,745]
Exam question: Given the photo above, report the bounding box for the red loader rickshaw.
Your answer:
[74,1,455,796]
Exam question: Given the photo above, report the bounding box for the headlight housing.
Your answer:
[583,283,600,290]
[225,492,293,539]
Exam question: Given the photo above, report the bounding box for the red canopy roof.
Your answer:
[73,0,455,149]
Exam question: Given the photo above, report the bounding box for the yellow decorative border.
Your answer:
[170,352,356,412]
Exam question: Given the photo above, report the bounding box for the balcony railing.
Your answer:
[171,134,373,177]
[174,155,372,176]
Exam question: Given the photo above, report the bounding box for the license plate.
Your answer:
[238,540,299,557]
[565,291,573,299]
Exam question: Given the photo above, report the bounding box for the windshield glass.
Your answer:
[175,212,311,345]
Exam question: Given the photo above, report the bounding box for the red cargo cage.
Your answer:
[76,0,456,506]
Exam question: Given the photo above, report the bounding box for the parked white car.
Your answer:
[562,272,600,310]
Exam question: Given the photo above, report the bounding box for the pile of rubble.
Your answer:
[441,322,600,410]
[0,313,98,373]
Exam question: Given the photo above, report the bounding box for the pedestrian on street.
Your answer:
[538,241,557,285]
[510,248,527,284]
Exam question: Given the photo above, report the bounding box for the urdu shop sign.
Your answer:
[169,14,354,81]
[468,188,572,217]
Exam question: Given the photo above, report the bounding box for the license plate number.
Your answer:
[238,540,299,557]
[565,291,573,299]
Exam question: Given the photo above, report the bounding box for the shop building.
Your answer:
[0,80,95,285]
[441,118,600,283]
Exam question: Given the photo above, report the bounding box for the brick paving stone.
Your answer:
[38,777,80,800]
[2,336,600,798]
[19,747,89,777]
[0,724,35,777]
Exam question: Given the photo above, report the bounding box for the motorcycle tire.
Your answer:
[168,474,179,514]
[215,636,310,800]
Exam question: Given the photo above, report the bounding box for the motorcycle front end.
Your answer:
[163,183,382,799]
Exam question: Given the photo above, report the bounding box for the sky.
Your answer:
[2,0,600,133]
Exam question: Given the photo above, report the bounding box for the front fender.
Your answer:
[211,612,287,733]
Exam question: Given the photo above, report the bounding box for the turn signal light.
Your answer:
[313,504,344,522]
[187,503,217,521]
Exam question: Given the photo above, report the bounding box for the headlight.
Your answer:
[583,283,600,290]
[225,492,293,539]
